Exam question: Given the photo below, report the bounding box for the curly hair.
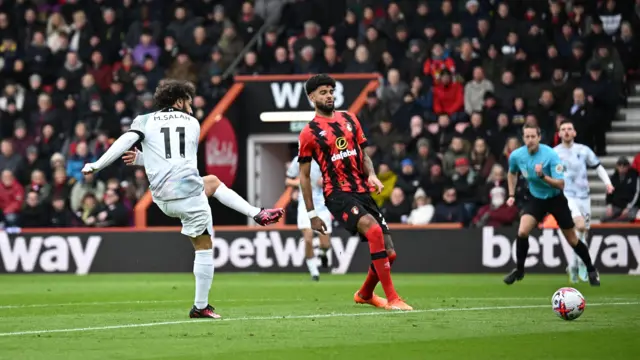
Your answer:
[153,79,196,109]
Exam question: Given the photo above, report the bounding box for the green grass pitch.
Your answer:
[0,273,639,360]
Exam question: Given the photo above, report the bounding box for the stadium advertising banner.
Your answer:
[0,227,638,274]
[236,75,377,134]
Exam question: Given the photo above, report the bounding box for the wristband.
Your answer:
[307,210,317,219]
[508,195,515,199]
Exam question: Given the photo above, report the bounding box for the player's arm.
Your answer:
[285,156,300,187]
[507,153,518,198]
[586,147,613,190]
[298,131,315,213]
[543,152,565,190]
[83,132,141,174]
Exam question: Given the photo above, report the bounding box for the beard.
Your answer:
[315,101,334,114]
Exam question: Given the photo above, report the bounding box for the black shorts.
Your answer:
[325,191,390,239]
[522,194,575,229]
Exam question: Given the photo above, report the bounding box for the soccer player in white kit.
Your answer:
[286,156,332,281]
[81,80,284,319]
[554,120,614,283]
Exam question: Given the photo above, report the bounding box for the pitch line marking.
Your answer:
[0,302,638,337]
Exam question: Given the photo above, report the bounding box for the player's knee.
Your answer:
[574,218,586,233]
[204,175,221,196]
[358,214,379,232]
[192,234,212,250]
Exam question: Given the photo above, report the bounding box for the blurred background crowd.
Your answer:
[0,0,639,229]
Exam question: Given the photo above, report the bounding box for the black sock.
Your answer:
[572,241,596,272]
[516,236,529,273]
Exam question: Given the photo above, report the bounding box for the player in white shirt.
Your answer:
[81,80,284,319]
[286,156,332,281]
[554,120,614,283]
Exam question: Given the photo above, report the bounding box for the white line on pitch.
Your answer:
[0,302,638,337]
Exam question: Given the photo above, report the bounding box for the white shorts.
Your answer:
[567,196,591,228]
[155,192,214,238]
[297,206,333,234]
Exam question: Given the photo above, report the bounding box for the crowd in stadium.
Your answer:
[0,0,639,229]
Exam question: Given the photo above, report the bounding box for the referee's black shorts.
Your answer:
[522,193,575,229]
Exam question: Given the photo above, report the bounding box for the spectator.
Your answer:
[450,157,479,216]
[294,46,321,74]
[481,164,508,205]
[470,138,496,181]
[345,45,376,73]
[406,188,435,225]
[455,40,481,83]
[430,114,455,154]
[464,67,494,115]
[379,69,409,116]
[381,187,411,224]
[217,23,244,68]
[568,88,595,148]
[320,46,344,74]
[422,43,455,81]
[371,163,396,207]
[0,139,22,172]
[590,43,625,93]
[27,169,51,204]
[413,138,438,176]
[59,51,85,93]
[30,93,60,139]
[66,141,95,183]
[432,69,464,122]
[293,21,325,63]
[384,138,409,173]
[395,158,420,197]
[185,26,211,64]
[238,51,264,75]
[420,163,447,205]
[494,70,520,108]
[166,53,198,84]
[20,191,48,227]
[549,68,574,110]
[581,61,616,155]
[633,152,640,174]
[76,192,98,226]
[70,172,105,212]
[269,47,293,74]
[17,145,47,185]
[442,136,469,178]
[472,186,518,227]
[603,157,640,222]
[0,169,25,226]
[462,112,490,143]
[48,195,77,227]
[433,187,467,224]
[616,22,639,76]
[87,50,112,91]
[11,120,35,157]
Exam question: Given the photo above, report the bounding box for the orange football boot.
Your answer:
[384,298,414,311]
[354,291,388,308]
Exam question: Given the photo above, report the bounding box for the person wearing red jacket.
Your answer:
[432,69,465,122]
[0,170,25,226]
[422,44,456,82]
[472,186,519,227]
[632,152,640,174]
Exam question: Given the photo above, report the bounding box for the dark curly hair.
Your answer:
[153,79,196,109]
[304,74,336,95]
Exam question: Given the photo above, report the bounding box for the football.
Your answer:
[551,287,586,320]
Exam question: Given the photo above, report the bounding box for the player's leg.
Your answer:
[297,204,319,280]
[504,197,544,284]
[202,175,284,225]
[565,197,585,283]
[356,233,396,307]
[317,208,333,268]
[553,195,600,286]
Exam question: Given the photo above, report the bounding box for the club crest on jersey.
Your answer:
[335,137,348,150]
[351,206,359,215]
[556,164,564,173]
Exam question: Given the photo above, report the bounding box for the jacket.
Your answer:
[606,169,640,209]
[464,79,494,114]
[432,82,464,115]
[0,179,25,214]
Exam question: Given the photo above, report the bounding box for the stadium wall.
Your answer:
[1,225,639,275]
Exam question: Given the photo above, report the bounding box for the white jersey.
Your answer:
[130,109,204,201]
[286,156,326,210]
[553,142,600,199]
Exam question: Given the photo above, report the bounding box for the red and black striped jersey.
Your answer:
[298,111,373,196]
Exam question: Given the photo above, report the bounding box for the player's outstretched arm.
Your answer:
[123,148,144,166]
[82,132,141,174]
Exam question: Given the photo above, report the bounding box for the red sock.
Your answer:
[366,225,399,302]
[359,252,395,299]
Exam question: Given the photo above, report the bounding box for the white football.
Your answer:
[551,287,586,321]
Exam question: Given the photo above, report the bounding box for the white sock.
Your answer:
[193,249,214,309]
[574,230,586,268]
[306,258,319,277]
[213,183,260,217]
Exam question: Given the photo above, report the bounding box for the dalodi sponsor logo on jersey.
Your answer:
[0,232,102,274]
[205,117,238,186]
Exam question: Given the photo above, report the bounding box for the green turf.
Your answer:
[0,273,639,360]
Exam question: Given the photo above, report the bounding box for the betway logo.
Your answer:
[0,232,101,274]
[331,149,357,162]
[212,231,359,274]
[481,227,640,274]
[270,81,345,109]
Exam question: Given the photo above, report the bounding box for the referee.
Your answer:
[504,124,600,286]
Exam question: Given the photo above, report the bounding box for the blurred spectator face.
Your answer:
[431,44,444,58]
[528,24,540,36]
[443,188,457,204]
[1,140,12,156]
[91,51,104,65]
[440,72,452,85]
[193,96,205,109]
[552,69,565,81]
[540,91,554,106]
[1,169,14,185]
[529,66,541,79]
[304,22,318,39]
[490,165,505,182]
[505,137,519,153]
[32,31,45,45]
[363,7,374,20]
[415,195,428,207]
[56,77,67,89]
[75,123,87,139]
[6,102,16,113]
[103,8,115,24]
[498,3,509,17]
[178,53,191,64]
[514,97,525,111]
[571,45,583,58]
[417,2,428,15]
[355,45,370,63]
[474,138,487,154]
[244,51,257,66]
[450,137,463,152]
[461,42,472,56]
[90,100,102,113]
[65,96,76,110]
[562,24,573,37]
[591,22,603,34]
[194,27,206,43]
[30,75,42,89]
[25,9,36,23]
[456,161,469,175]
[430,164,442,177]
[76,142,88,157]
[52,198,66,211]
[38,94,51,110]
[346,38,357,50]
[379,121,392,134]
[140,33,153,46]
[491,189,506,208]
[418,144,429,157]
[617,162,629,176]
[324,47,337,63]
[107,179,120,191]
[451,23,462,38]
[393,142,405,154]
[115,100,126,113]
[381,51,393,66]
[366,27,378,42]
[265,30,277,43]
[4,84,15,96]
[301,46,315,62]
[507,32,518,45]
[438,114,450,128]
[606,0,616,11]
[53,169,67,185]
[223,25,236,38]
[471,113,482,127]
[31,170,46,185]
[0,13,8,29]
[388,2,400,18]
[441,0,452,15]
[487,44,498,58]
[395,27,408,42]
[27,149,38,163]
[143,57,156,70]
[378,163,391,175]
[387,69,400,85]
[501,71,514,85]
[73,11,86,28]
[345,9,356,24]
[66,52,79,66]
[472,67,484,82]
[597,46,610,58]
[26,192,39,207]
[134,76,148,91]
[410,115,423,129]
[620,23,632,38]
[478,19,489,34]
[573,88,585,105]
[390,188,405,206]
[589,68,601,80]
[82,194,97,209]
[14,126,26,140]
[424,26,436,39]
[275,47,287,62]
[497,113,509,128]
[175,7,186,20]
[550,2,562,15]
[104,190,119,206]
[213,7,225,22]
[484,96,496,108]
[402,162,414,175]
[134,169,146,181]
[242,2,255,16]
[525,115,538,127]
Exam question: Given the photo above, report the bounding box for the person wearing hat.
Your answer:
[395,158,420,196]
[406,187,434,225]
[602,157,640,223]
